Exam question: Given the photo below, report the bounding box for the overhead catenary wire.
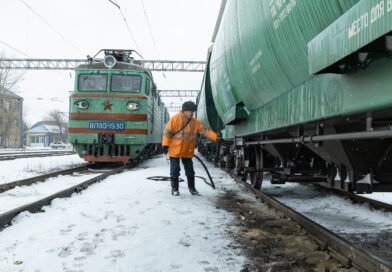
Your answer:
[19,0,85,56]
[0,41,28,85]
[0,40,30,58]
[107,0,142,55]
[139,0,166,79]
[0,40,69,79]
[140,0,160,60]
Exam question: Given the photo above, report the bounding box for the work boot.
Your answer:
[171,176,179,196]
[187,176,200,196]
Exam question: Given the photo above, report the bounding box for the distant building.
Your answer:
[25,121,67,147]
[0,86,23,148]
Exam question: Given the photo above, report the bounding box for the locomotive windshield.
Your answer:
[111,75,141,92]
[78,74,107,91]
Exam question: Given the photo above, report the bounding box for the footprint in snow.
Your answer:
[74,256,86,262]
[73,261,85,268]
[60,224,76,235]
[58,246,73,258]
[76,232,88,241]
[204,267,219,272]
[110,225,138,240]
[169,263,183,270]
[79,242,96,255]
[104,249,126,263]
[116,215,125,223]
[178,239,191,247]
[104,211,114,220]
[92,232,104,244]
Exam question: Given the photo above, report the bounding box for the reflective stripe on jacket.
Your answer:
[162,111,217,158]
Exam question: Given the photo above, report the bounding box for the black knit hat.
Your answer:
[182,101,197,112]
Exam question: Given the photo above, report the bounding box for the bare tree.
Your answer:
[0,52,24,93]
[45,109,67,142]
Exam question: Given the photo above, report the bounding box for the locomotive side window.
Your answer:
[111,75,141,92]
[145,78,151,95]
[78,74,107,91]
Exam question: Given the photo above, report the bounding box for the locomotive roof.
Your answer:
[76,62,152,77]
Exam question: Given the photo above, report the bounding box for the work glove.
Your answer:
[163,146,169,154]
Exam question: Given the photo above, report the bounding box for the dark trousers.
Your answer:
[170,157,195,178]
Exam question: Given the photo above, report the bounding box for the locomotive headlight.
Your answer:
[74,100,89,109]
[127,101,140,111]
[104,55,117,69]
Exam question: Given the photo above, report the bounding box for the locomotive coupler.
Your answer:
[98,133,115,144]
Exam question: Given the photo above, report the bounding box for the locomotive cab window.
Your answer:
[78,74,107,91]
[111,75,141,92]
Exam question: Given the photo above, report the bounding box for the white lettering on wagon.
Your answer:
[348,0,389,39]
[249,49,263,74]
[269,0,297,29]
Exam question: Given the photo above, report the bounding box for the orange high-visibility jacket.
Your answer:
[162,111,218,158]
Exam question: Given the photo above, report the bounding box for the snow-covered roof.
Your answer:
[45,125,65,133]
[26,126,48,134]
[31,121,58,129]
[26,123,66,134]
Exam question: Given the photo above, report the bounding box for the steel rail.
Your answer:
[0,165,88,193]
[231,174,392,271]
[315,183,392,212]
[0,150,72,156]
[0,165,129,230]
[0,151,75,161]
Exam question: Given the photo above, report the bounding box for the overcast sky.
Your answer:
[0,0,221,126]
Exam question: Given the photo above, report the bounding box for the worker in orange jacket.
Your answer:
[162,101,218,196]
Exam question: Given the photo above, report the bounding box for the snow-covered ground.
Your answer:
[0,156,244,272]
[363,192,392,204]
[0,154,86,184]
[262,180,392,234]
[0,173,100,214]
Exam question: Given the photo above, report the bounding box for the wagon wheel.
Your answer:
[249,146,263,190]
[327,164,337,187]
[338,165,347,189]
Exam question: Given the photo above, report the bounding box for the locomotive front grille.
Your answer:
[83,144,131,157]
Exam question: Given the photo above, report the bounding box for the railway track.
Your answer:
[0,150,75,161]
[0,164,131,230]
[230,174,392,272]
[0,165,88,193]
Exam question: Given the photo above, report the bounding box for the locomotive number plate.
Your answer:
[89,122,125,130]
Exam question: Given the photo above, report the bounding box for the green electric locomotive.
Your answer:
[68,49,169,163]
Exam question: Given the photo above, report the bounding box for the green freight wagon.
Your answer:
[197,0,392,193]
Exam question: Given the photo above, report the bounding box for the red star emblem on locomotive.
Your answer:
[103,101,113,111]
